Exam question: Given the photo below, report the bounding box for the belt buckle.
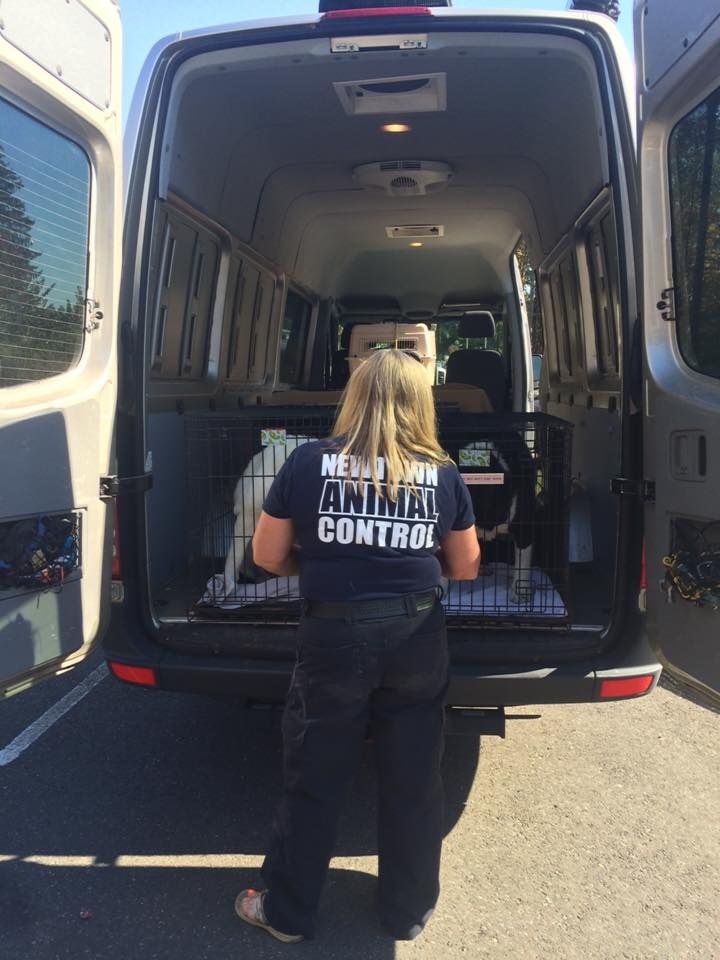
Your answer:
[417,590,436,612]
[403,594,418,618]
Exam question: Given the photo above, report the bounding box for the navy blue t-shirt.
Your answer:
[262,438,475,601]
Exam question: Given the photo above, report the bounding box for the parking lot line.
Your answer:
[0,662,109,766]
[0,853,377,869]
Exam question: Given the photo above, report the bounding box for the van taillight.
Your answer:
[108,662,157,687]
[318,0,445,12]
[111,498,121,580]
[598,675,654,699]
[321,6,433,16]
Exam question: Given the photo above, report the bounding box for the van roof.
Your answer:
[124,4,632,184]
[145,6,623,51]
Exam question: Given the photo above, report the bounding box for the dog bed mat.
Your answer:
[198,563,566,618]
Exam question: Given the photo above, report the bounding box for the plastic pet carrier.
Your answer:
[347,322,436,383]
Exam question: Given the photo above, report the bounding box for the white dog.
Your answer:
[222,436,311,592]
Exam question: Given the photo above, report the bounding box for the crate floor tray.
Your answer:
[197,563,566,619]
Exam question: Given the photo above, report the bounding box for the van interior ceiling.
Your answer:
[144,26,623,657]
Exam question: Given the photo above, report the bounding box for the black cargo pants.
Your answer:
[260,595,449,940]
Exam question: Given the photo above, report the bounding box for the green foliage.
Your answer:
[0,144,84,387]
[515,238,544,356]
[670,89,720,379]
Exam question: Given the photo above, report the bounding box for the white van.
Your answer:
[1,0,719,726]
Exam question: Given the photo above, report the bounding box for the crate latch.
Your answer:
[100,473,153,499]
[610,477,655,502]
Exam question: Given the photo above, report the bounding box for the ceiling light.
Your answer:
[381,123,411,134]
[410,241,423,248]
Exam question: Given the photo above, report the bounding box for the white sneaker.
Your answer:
[234,888,304,944]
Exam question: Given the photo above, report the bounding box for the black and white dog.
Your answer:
[448,432,537,602]
[222,435,311,592]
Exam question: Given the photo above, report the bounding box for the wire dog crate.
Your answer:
[438,411,572,625]
[184,408,572,627]
[185,408,335,622]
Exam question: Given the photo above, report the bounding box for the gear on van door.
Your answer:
[0,515,78,589]
[662,521,720,610]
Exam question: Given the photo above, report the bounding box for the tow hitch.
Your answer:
[445,706,506,738]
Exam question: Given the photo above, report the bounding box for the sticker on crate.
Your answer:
[461,472,505,485]
[261,428,287,446]
[459,447,491,467]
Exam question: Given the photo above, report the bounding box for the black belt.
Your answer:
[304,588,439,621]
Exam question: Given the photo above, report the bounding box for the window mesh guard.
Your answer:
[183,409,572,628]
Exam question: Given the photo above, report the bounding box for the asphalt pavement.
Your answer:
[0,652,718,960]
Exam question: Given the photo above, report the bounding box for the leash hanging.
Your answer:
[0,516,78,590]
[662,521,720,609]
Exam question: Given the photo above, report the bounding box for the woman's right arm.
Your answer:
[437,527,481,580]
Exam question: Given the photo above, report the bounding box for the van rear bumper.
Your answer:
[104,605,661,705]
[103,647,662,706]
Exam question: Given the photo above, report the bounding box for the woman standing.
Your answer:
[236,348,480,943]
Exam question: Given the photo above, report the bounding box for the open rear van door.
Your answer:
[637,1,720,703]
[0,1,121,696]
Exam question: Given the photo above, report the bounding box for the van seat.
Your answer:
[432,384,493,413]
[329,322,354,388]
[445,311,506,412]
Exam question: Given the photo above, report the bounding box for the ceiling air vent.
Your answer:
[380,160,421,171]
[385,224,445,239]
[391,175,419,190]
[334,73,446,116]
[354,160,452,196]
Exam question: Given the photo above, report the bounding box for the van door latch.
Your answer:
[100,473,153,499]
[610,477,656,502]
[330,35,429,53]
[657,287,676,322]
[85,298,103,332]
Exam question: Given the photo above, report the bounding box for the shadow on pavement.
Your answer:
[660,671,720,715]
[0,683,481,959]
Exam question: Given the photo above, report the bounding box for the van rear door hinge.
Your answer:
[610,477,656,502]
[100,473,153,499]
[657,286,676,321]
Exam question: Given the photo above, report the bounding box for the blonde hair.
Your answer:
[331,348,450,501]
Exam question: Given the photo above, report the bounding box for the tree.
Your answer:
[670,91,720,376]
[515,238,544,355]
[0,144,83,387]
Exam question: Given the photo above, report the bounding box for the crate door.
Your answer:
[0,0,122,696]
[637,1,720,702]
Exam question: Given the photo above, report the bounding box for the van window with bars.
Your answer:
[585,212,620,380]
[279,290,311,384]
[549,264,574,381]
[0,97,90,388]
[669,86,720,380]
